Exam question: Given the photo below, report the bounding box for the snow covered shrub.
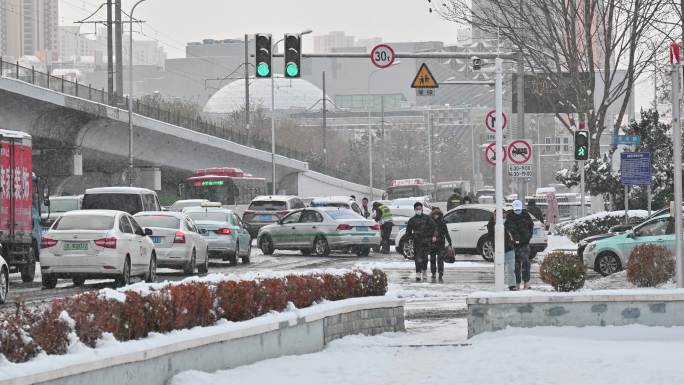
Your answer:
[554,211,647,243]
[626,244,674,287]
[29,307,71,355]
[368,269,388,295]
[0,302,40,363]
[540,251,587,292]
[285,275,322,309]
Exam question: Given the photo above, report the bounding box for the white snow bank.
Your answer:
[583,270,675,291]
[168,323,684,385]
[555,209,648,234]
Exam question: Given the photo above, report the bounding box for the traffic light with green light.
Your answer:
[255,34,272,78]
[284,33,302,78]
[574,130,589,160]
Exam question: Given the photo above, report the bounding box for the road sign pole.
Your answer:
[624,185,629,224]
[494,58,505,292]
[647,184,652,217]
[672,62,684,288]
[580,161,586,217]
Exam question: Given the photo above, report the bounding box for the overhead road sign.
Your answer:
[485,110,507,132]
[484,142,507,166]
[370,44,396,69]
[411,63,439,89]
[507,139,532,164]
[621,152,651,186]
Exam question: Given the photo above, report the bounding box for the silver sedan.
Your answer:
[257,207,381,257]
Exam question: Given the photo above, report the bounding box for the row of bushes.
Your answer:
[540,244,674,292]
[0,270,388,363]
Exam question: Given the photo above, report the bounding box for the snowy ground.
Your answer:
[170,320,684,385]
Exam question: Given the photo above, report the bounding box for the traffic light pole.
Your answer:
[494,58,505,292]
[271,74,276,195]
[672,62,683,288]
[580,161,586,217]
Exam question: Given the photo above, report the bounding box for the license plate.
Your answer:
[150,236,162,244]
[64,242,88,251]
[362,237,370,243]
[356,226,369,232]
[258,215,273,221]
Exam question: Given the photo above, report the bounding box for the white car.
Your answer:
[0,255,8,304]
[396,204,548,261]
[40,210,157,288]
[134,211,209,275]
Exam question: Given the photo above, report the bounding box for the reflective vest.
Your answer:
[378,204,393,223]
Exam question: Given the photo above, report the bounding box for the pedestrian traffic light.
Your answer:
[284,33,302,78]
[574,130,590,160]
[255,33,272,78]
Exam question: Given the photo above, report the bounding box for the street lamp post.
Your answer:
[270,30,312,194]
[128,0,147,186]
[367,62,400,200]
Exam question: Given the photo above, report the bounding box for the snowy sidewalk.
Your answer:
[169,319,684,385]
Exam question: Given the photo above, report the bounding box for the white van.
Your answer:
[82,187,161,215]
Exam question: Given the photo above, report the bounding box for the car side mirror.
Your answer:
[626,231,635,239]
[144,228,153,236]
[199,228,208,235]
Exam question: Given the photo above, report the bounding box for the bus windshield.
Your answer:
[387,186,430,200]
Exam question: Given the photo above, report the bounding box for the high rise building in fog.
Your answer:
[0,0,58,61]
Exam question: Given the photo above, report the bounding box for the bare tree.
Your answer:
[428,0,671,157]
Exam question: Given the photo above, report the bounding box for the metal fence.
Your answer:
[0,58,355,182]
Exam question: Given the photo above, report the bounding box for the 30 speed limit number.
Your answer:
[508,164,534,178]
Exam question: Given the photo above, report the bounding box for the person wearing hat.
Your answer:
[507,199,534,289]
[372,201,393,254]
[406,201,436,282]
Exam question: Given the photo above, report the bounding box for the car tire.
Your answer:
[20,245,36,283]
[313,236,330,257]
[479,237,494,262]
[595,251,622,276]
[260,235,275,255]
[72,277,86,287]
[198,248,209,274]
[115,257,131,287]
[398,236,414,260]
[0,267,8,304]
[145,253,157,283]
[300,249,312,256]
[230,243,239,266]
[241,242,251,264]
[183,249,196,275]
[42,274,57,290]
[356,246,371,257]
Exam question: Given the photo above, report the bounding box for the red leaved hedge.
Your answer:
[0,269,387,363]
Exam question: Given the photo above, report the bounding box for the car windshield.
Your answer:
[82,193,142,215]
[324,209,363,220]
[249,200,287,211]
[52,215,115,230]
[134,215,180,229]
[43,198,79,213]
[186,211,231,223]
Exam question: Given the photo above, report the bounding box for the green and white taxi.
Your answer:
[257,207,381,257]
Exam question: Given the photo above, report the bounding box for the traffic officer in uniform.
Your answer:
[373,201,393,254]
[446,188,464,211]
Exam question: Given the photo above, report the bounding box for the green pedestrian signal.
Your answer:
[574,130,589,161]
[578,147,585,157]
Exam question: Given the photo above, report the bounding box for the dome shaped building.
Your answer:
[204,76,327,114]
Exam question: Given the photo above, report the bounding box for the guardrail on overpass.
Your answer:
[0,58,356,183]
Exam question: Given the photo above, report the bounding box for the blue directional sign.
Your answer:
[620,152,651,186]
[613,135,641,146]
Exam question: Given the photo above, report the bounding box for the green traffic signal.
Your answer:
[286,62,299,77]
[577,147,586,157]
[257,62,271,77]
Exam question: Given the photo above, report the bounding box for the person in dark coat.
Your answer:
[361,197,371,219]
[507,200,535,289]
[527,199,544,222]
[486,212,518,290]
[429,207,451,282]
[406,202,436,282]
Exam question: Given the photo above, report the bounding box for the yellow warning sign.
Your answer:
[411,63,439,89]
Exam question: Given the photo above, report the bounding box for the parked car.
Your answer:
[0,255,8,304]
[133,211,209,274]
[40,210,157,288]
[184,206,251,265]
[396,204,547,261]
[242,195,306,238]
[257,207,381,257]
[310,196,364,216]
[583,214,675,276]
[82,187,161,215]
[168,199,209,212]
[41,195,82,230]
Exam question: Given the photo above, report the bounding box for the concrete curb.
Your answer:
[1,297,404,385]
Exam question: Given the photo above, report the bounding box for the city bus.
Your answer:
[180,167,267,206]
[386,178,435,200]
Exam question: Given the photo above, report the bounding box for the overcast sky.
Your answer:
[59,0,459,57]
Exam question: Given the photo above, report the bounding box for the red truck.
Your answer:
[0,129,44,283]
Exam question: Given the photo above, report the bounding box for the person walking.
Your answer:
[508,200,534,290]
[446,189,464,211]
[406,202,436,282]
[372,201,393,254]
[429,207,451,283]
[527,199,544,222]
[486,212,517,290]
[361,197,371,219]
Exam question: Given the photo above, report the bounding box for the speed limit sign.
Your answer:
[370,44,395,68]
